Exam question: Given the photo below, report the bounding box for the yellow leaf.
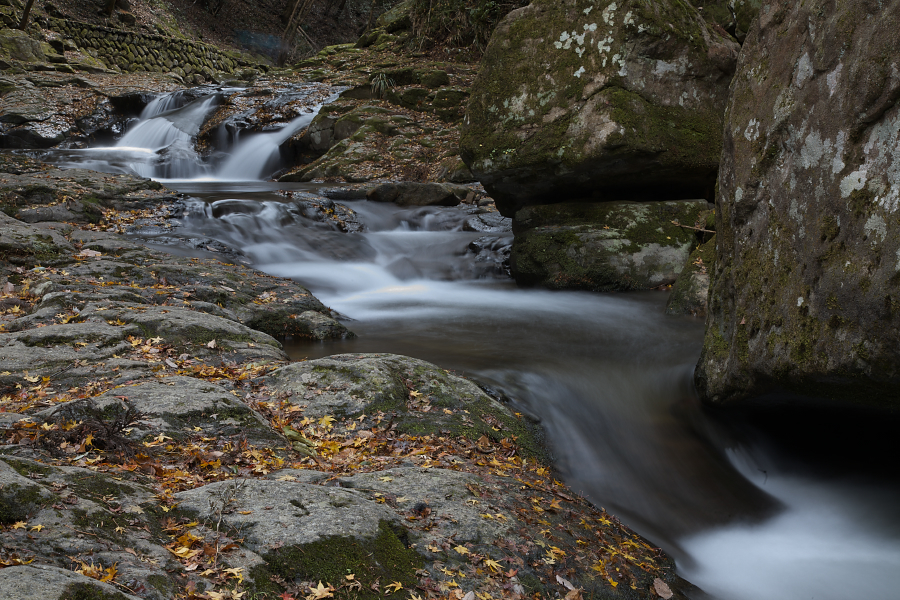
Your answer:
[385,581,403,594]
[29,524,44,532]
[11,521,27,530]
[318,415,336,428]
[309,581,334,599]
[483,558,502,573]
[453,545,470,555]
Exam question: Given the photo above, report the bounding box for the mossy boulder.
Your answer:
[0,28,45,63]
[460,0,739,216]
[376,0,413,32]
[510,199,709,291]
[696,0,900,408]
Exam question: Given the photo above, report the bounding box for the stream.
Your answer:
[38,87,900,600]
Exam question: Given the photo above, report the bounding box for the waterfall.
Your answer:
[214,110,320,181]
[96,87,331,182]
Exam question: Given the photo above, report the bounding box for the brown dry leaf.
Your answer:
[653,578,674,599]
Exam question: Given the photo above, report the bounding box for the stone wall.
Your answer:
[45,17,258,83]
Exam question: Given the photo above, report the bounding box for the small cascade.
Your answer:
[40,85,334,182]
[214,110,320,180]
[117,94,219,151]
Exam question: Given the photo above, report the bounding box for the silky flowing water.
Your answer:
[40,89,900,600]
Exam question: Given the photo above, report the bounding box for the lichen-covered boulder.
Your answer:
[460,0,739,216]
[511,200,708,291]
[696,0,900,408]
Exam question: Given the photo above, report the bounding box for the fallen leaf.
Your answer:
[653,578,673,599]
[385,581,403,594]
[309,581,334,599]
[453,545,470,555]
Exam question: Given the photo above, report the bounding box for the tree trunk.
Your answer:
[18,0,36,29]
[105,0,118,16]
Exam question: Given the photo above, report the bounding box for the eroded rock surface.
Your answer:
[461,0,739,216]
[696,0,900,407]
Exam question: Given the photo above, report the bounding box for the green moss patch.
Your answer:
[251,521,422,598]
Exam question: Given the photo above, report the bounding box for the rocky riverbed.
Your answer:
[0,154,690,600]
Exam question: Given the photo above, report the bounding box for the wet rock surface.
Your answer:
[696,0,900,408]
[0,71,181,149]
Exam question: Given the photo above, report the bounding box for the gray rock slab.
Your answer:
[264,353,492,418]
[338,466,515,546]
[63,376,280,441]
[0,565,142,600]
[175,478,399,553]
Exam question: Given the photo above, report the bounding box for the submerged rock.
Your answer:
[460,0,738,216]
[511,200,709,291]
[696,0,900,408]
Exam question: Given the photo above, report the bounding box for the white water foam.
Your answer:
[679,450,900,600]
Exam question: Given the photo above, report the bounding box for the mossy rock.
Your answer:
[251,521,421,598]
[510,199,709,291]
[460,0,739,216]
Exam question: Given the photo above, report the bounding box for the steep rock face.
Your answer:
[460,0,738,217]
[696,0,900,408]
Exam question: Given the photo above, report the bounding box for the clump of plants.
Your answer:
[409,0,528,53]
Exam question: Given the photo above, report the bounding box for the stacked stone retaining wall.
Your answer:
[45,17,260,82]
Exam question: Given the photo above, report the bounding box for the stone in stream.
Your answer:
[510,199,710,291]
[696,0,900,408]
[460,0,739,217]
[366,181,469,207]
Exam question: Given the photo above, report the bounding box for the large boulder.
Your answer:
[696,0,900,407]
[460,0,739,216]
[510,199,709,291]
